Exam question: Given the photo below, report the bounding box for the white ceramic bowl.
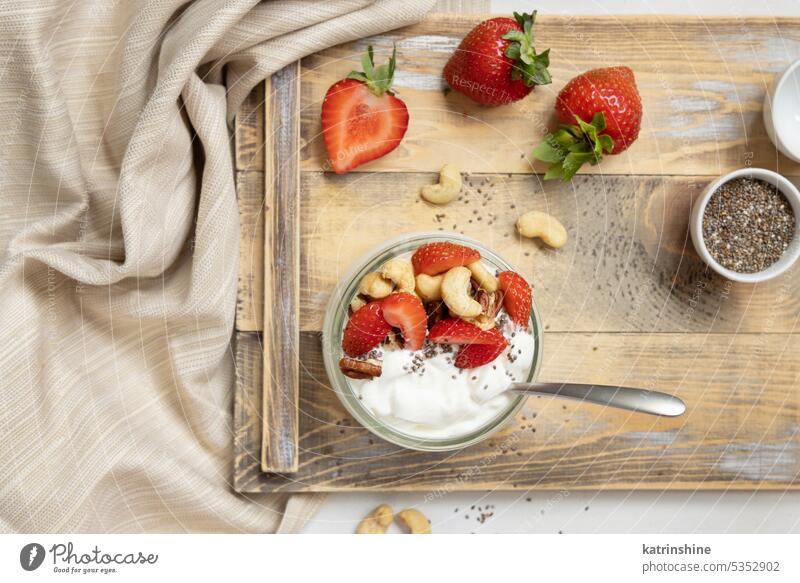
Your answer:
[763,59,800,163]
[690,167,800,283]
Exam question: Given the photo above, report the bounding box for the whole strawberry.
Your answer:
[443,11,551,106]
[533,66,642,181]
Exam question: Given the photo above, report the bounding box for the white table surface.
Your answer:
[302,0,800,534]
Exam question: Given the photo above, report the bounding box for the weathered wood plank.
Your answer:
[234,11,800,493]
[236,331,800,492]
[298,171,800,333]
[234,81,264,172]
[261,62,301,473]
[235,170,264,331]
[300,15,800,176]
[233,330,264,492]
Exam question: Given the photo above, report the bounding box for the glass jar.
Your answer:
[322,231,543,451]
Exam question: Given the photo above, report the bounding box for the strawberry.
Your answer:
[533,66,642,181]
[443,11,551,106]
[497,271,532,327]
[455,337,508,369]
[381,292,427,351]
[411,242,481,276]
[321,46,409,174]
[342,301,392,357]
[428,318,502,345]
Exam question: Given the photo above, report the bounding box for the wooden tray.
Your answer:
[233,12,800,492]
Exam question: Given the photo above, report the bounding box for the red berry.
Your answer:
[498,271,532,327]
[411,242,481,276]
[321,47,409,174]
[555,66,642,154]
[381,293,427,351]
[428,319,503,345]
[455,338,508,368]
[443,12,551,106]
[342,301,391,357]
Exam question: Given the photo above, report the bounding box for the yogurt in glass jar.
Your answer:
[322,232,542,452]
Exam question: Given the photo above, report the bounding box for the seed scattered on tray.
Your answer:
[702,177,795,273]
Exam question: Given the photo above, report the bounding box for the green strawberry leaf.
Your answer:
[500,11,551,88]
[347,44,398,97]
[531,111,617,181]
[532,139,566,163]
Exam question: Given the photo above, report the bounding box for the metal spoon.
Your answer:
[506,382,686,417]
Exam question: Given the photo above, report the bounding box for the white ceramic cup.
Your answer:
[763,59,800,163]
[690,167,800,283]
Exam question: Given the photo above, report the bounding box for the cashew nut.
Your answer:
[358,272,394,299]
[380,258,415,294]
[516,210,568,248]
[396,508,431,534]
[356,504,394,534]
[349,294,367,313]
[415,273,443,302]
[467,261,498,292]
[441,266,482,318]
[420,164,461,205]
[465,314,496,330]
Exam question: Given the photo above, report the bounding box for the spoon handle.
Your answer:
[508,382,686,417]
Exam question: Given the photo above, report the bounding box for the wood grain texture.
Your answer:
[233,330,264,492]
[237,331,800,492]
[299,15,800,176]
[298,172,800,334]
[236,170,264,331]
[233,12,800,492]
[234,81,264,172]
[261,63,301,473]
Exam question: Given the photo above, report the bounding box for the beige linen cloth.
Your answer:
[0,0,436,533]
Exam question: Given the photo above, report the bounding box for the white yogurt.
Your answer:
[348,317,535,439]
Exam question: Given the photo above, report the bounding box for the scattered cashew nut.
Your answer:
[380,258,416,294]
[420,164,461,205]
[467,261,498,292]
[396,508,431,534]
[516,210,568,249]
[356,504,394,534]
[441,266,482,318]
[359,272,394,299]
[415,273,443,302]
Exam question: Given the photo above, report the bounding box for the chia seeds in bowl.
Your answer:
[702,177,796,273]
[690,168,800,283]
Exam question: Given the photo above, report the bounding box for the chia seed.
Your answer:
[702,177,795,273]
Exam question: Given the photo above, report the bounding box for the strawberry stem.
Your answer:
[502,11,551,87]
[347,45,398,97]
[532,112,615,181]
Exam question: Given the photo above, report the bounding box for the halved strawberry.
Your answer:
[455,338,508,369]
[381,292,427,350]
[411,242,481,276]
[498,271,532,327]
[321,46,409,174]
[428,318,502,345]
[342,301,392,357]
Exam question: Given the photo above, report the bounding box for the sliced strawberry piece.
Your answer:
[381,292,427,351]
[342,301,392,357]
[428,318,502,345]
[321,46,409,174]
[411,242,481,276]
[498,271,532,327]
[455,337,508,369]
